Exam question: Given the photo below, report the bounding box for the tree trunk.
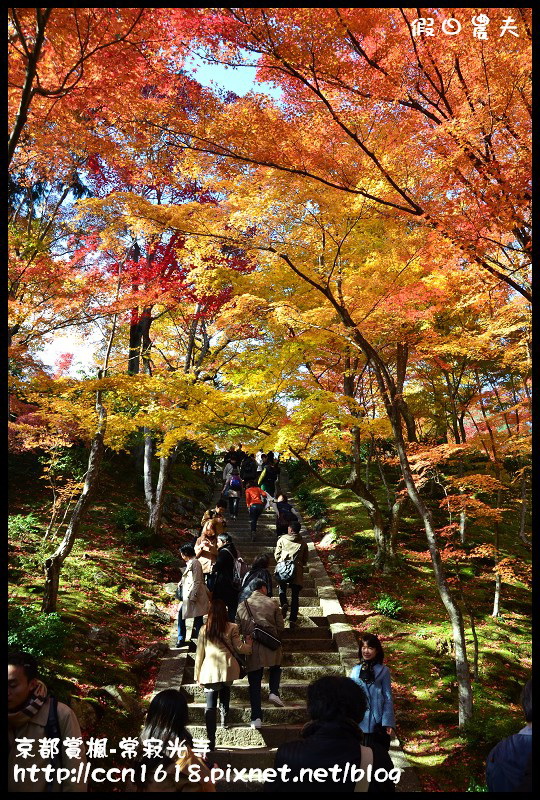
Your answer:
[491,489,502,617]
[492,573,501,618]
[42,400,106,612]
[459,510,467,544]
[289,445,399,570]
[390,417,473,725]
[519,472,530,546]
[365,434,374,490]
[371,509,395,572]
[147,455,172,534]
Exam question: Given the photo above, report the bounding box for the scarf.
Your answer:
[8,679,48,729]
[359,660,376,685]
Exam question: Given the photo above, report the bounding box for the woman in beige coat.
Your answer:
[177,544,210,647]
[194,518,220,579]
[236,580,285,729]
[194,598,252,750]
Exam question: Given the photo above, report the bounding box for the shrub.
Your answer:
[295,486,311,502]
[460,713,518,747]
[8,606,71,659]
[342,564,372,583]
[304,497,328,517]
[466,779,488,792]
[349,533,371,557]
[372,593,402,619]
[125,528,159,549]
[113,506,140,530]
[148,550,177,568]
[8,514,41,538]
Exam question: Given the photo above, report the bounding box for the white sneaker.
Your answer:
[268,693,285,707]
[250,718,262,729]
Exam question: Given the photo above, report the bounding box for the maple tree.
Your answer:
[126,147,531,723]
[151,7,531,301]
[8,8,530,731]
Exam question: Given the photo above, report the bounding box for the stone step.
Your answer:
[283,616,329,628]
[188,724,304,749]
[182,681,311,703]
[262,586,318,598]
[281,651,341,666]
[183,664,344,688]
[184,649,339,669]
[189,704,309,725]
[282,637,336,651]
[281,626,331,639]
[285,605,324,616]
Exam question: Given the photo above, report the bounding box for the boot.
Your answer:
[204,708,218,751]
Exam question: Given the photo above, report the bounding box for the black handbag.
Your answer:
[219,635,247,679]
[175,583,183,601]
[244,600,281,651]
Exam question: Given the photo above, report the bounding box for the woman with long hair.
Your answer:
[349,633,396,750]
[194,598,252,751]
[132,689,215,792]
[210,533,240,621]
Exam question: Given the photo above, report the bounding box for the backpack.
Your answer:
[44,695,63,790]
[230,475,242,490]
[275,540,302,583]
[275,558,296,582]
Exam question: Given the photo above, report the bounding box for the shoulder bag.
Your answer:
[244,600,281,651]
[218,633,247,679]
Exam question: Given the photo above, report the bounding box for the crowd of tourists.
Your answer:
[8,445,532,792]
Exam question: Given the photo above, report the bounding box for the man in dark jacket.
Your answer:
[486,678,532,792]
[241,454,258,486]
[266,676,398,792]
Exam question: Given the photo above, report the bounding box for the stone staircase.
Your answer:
[156,473,421,792]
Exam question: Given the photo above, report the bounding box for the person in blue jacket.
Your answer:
[486,677,532,792]
[350,633,396,751]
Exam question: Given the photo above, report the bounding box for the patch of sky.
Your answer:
[183,47,283,102]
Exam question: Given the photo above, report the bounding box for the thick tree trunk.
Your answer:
[492,574,501,618]
[371,509,395,572]
[519,472,530,546]
[459,510,467,544]
[147,455,171,534]
[390,417,473,725]
[42,402,106,613]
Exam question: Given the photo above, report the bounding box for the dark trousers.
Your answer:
[278,582,302,621]
[177,610,203,643]
[247,666,281,721]
[249,503,265,532]
[362,729,392,752]
[204,684,231,748]
[228,495,240,516]
[226,595,239,622]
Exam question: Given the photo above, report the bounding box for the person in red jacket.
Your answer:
[245,481,267,540]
